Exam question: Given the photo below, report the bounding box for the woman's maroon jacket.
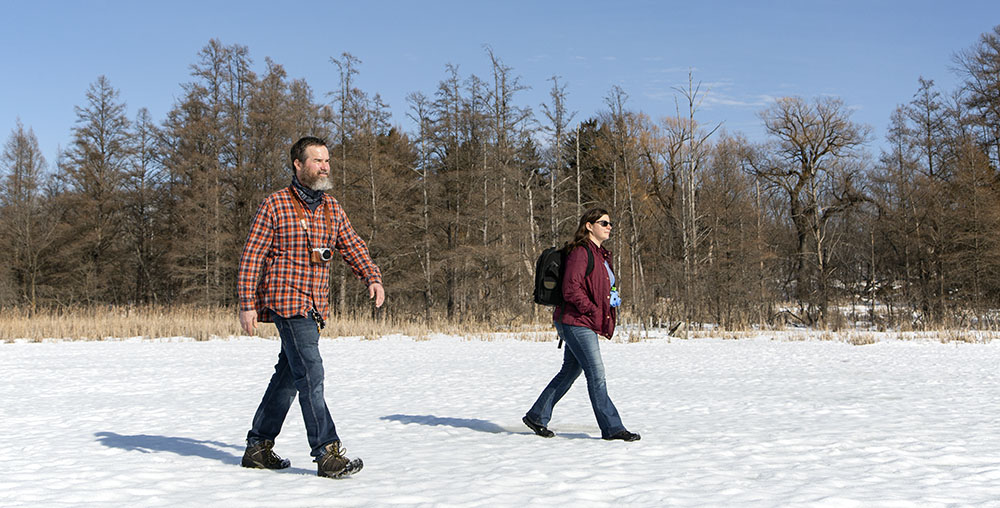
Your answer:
[553,240,617,338]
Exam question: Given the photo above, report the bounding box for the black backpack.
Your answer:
[533,245,594,306]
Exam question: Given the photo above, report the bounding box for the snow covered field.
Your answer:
[3,333,1000,507]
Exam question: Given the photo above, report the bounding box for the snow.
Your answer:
[2,333,999,507]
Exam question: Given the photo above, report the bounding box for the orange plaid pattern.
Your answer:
[238,187,382,322]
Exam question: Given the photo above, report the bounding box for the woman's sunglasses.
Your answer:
[593,220,614,227]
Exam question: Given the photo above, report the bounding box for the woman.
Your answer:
[523,208,640,442]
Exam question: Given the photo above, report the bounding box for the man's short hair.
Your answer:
[290,136,328,168]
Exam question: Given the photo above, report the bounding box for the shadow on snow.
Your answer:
[93,431,314,474]
[380,414,594,439]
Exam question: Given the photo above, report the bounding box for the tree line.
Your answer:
[3,28,1000,330]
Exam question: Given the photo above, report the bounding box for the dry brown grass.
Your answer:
[0,305,240,342]
[2,306,997,344]
[0,305,556,343]
[937,329,993,344]
[846,332,878,346]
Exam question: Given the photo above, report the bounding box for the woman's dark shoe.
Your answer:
[604,430,641,442]
[522,415,555,438]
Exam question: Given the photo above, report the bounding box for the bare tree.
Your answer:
[60,75,132,304]
[869,107,923,326]
[122,108,166,303]
[486,47,521,246]
[430,63,469,320]
[602,86,647,313]
[160,40,257,305]
[665,72,722,326]
[748,96,870,323]
[0,121,56,311]
[904,79,952,320]
[954,24,1000,167]
[540,75,576,244]
[330,52,363,312]
[407,92,435,323]
[945,136,1000,324]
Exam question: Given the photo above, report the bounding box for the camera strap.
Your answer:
[288,187,334,249]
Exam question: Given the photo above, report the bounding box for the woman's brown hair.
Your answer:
[564,207,610,250]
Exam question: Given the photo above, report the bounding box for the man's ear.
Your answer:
[293,159,302,172]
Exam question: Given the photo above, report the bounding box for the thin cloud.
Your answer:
[698,80,735,90]
[652,66,696,74]
[699,84,776,108]
[641,75,783,111]
[642,87,674,101]
[701,93,773,108]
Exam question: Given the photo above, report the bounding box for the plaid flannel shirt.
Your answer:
[238,187,382,322]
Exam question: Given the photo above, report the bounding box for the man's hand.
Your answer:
[239,310,258,335]
[369,283,385,308]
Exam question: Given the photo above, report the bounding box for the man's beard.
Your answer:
[301,172,332,191]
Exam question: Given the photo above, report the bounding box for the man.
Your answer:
[237,136,385,479]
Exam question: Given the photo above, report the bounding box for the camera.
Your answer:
[311,247,333,264]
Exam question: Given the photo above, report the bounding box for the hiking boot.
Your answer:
[241,439,291,469]
[604,430,641,442]
[522,415,555,438]
[316,441,363,479]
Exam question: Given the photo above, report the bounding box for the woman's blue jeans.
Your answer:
[526,321,625,438]
[247,313,339,458]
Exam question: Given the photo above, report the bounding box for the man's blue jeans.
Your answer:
[247,313,339,458]
[526,321,626,438]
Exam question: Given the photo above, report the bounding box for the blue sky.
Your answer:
[2,1,997,166]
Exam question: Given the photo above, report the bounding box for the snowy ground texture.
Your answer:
[3,332,1000,507]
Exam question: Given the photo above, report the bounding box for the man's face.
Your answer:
[294,144,332,191]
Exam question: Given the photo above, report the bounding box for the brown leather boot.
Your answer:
[316,441,363,478]
[241,439,290,469]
